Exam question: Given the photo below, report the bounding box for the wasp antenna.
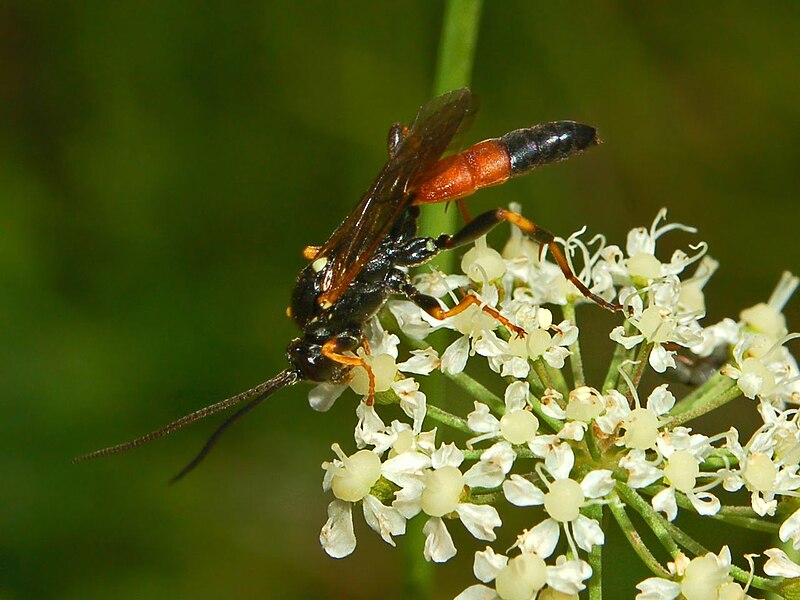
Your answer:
[170,368,301,483]
[73,369,302,465]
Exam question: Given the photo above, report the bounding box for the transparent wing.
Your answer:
[315,88,476,306]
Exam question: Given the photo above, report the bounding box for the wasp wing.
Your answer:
[316,88,475,306]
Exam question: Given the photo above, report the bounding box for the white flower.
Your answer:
[467,381,540,449]
[637,547,750,600]
[722,422,800,517]
[320,443,406,557]
[392,443,501,563]
[502,446,613,555]
[455,546,591,600]
[764,547,800,578]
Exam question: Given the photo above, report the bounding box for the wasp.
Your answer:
[75,88,620,481]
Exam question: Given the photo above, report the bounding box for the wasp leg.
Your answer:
[455,199,473,222]
[435,208,622,313]
[400,281,526,338]
[303,245,321,260]
[321,338,376,405]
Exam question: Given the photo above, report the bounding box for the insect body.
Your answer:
[76,88,618,480]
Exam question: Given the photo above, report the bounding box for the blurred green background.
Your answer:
[2,2,799,598]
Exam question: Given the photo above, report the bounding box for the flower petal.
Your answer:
[503,474,545,506]
[572,514,605,552]
[308,382,347,412]
[423,517,457,563]
[362,494,406,546]
[473,546,508,583]
[320,500,356,558]
[455,503,501,541]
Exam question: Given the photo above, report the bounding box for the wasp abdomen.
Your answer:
[500,121,598,177]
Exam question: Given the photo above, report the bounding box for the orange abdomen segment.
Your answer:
[414,139,511,204]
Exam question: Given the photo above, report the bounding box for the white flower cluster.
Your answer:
[311,209,800,599]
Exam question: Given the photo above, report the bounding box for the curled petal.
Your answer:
[454,585,499,600]
[464,442,516,489]
[779,507,800,550]
[503,474,545,506]
[456,503,501,541]
[649,344,677,373]
[610,325,644,350]
[646,384,675,415]
[652,487,678,521]
[432,442,465,469]
[764,548,800,578]
[392,480,425,519]
[620,451,663,488]
[687,491,721,516]
[391,378,427,433]
[382,452,431,487]
[546,556,592,595]
[354,403,386,449]
[504,381,531,412]
[635,577,681,600]
[573,514,605,552]
[309,382,347,412]
[467,402,501,435]
[473,546,508,583]
[362,494,406,546]
[544,442,575,480]
[580,469,615,498]
[441,336,470,375]
[423,517,457,563]
[397,348,440,375]
[320,500,356,558]
[519,518,560,558]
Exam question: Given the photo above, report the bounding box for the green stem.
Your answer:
[404,5,483,596]
[562,302,585,387]
[526,365,546,397]
[670,371,730,415]
[623,343,652,400]
[469,491,503,505]
[426,404,471,434]
[533,359,556,392]
[432,0,483,96]
[585,504,603,600]
[585,426,601,462]
[463,447,534,461]
[603,320,636,392]
[625,484,779,592]
[608,494,671,577]
[422,0,483,272]
[667,380,741,427]
[451,371,506,415]
[658,487,780,534]
[403,516,434,600]
[545,360,570,398]
[616,483,680,558]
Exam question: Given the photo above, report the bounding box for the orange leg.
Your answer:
[401,284,526,339]
[321,338,375,405]
[455,199,473,222]
[435,208,622,313]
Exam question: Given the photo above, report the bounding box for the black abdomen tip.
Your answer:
[500,121,599,176]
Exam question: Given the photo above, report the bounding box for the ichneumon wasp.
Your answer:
[75,87,621,481]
